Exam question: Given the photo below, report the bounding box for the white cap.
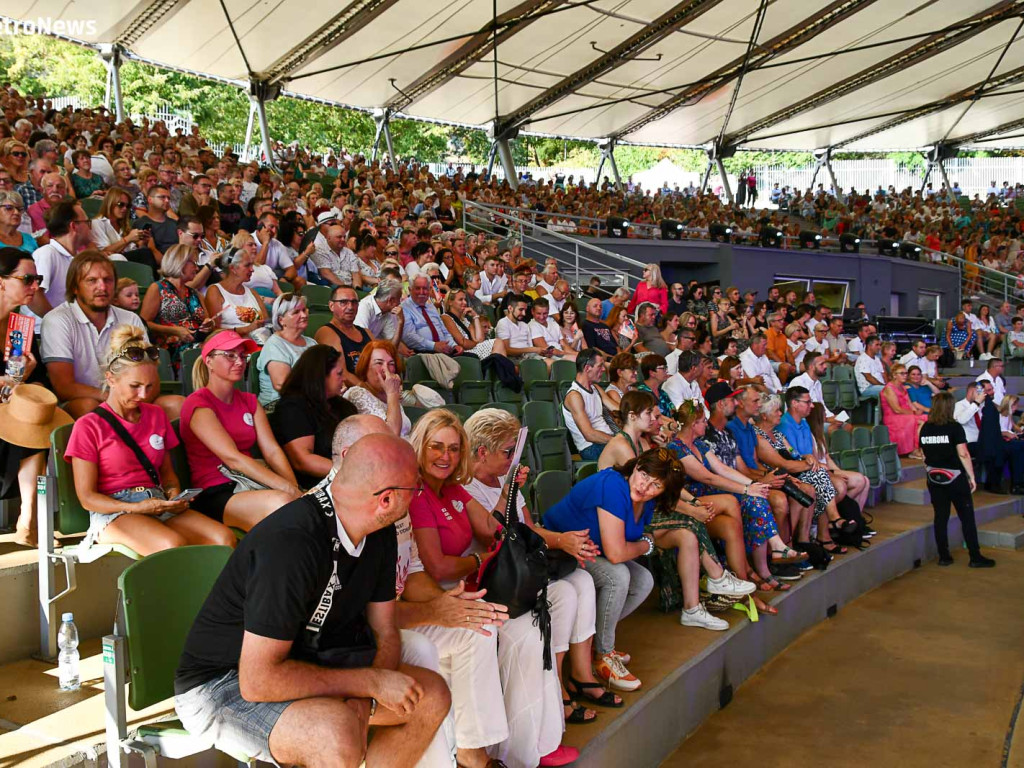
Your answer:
[62,612,74,621]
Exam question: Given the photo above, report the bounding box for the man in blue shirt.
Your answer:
[778,386,816,459]
[600,287,630,321]
[401,275,461,354]
[727,386,762,471]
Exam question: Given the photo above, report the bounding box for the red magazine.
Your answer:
[4,313,35,360]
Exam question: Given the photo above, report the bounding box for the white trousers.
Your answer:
[549,568,597,654]
[406,623,510,750]
[401,629,458,768]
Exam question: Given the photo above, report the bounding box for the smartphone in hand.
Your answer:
[173,488,203,503]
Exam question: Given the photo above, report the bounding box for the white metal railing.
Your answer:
[462,200,647,291]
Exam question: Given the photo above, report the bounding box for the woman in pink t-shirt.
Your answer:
[181,331,300,530]
[408,409,577,768]
[66,325,235,556]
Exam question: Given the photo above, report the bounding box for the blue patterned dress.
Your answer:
[671,437,779,554]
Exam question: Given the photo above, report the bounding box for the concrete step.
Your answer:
[978,515,1024,550]
[892,479,1024,514]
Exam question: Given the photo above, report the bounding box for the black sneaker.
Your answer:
[969,554,996,568]
[771,562,803,581]
[937,554,954,566]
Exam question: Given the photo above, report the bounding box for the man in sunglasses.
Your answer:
[175,431,450,768]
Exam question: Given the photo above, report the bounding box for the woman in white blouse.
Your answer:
[91,187,144,260]
[343,340,410,437]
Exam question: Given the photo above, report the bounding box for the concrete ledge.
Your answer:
[576,495,1021,768]
[978,516,1024,550]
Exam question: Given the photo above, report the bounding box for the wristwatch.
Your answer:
[369,697,377,718]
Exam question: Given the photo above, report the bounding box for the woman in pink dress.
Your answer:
[881,363,927,459]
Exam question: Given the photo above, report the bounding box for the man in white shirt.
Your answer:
[845,324,875,362]
[496,296,546,363]
[41,252,182,420]
[954,382,987,445]
[854,335,885,397]
[544,280,570,316]
[805,305,829,336]
[354,277,405,349]
[739,333,783,393]
[788,352,851,433]
[975,358,1006,405]
[478,256,508,305]
[527,299,575,361]
[899,339,929,369]
[33,200,94,309]
[562,349,614,460]
[823,317,850,365]
[663,350,703,408]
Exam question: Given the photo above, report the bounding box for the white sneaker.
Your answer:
[979,353,993,361]
[680,603,729,631]
[706,570,756,597]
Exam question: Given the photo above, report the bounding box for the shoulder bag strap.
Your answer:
[304,486,342,646]
[93,407,162,487]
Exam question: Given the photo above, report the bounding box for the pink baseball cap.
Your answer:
[201,331,259,362]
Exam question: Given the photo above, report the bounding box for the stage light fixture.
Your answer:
[798,230,822,249]
[899,241,922,261]
[660,219,684,240]
[709,223,732,243]
[606,216,630,238]
[877,238,900,256]
[839,233,861,254]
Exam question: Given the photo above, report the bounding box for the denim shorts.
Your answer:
[175,670,293,765]
[84,488,178,547]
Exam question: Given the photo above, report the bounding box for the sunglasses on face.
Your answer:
[0,204,23,214]
[5,274,43,285]
[10,152,27,158]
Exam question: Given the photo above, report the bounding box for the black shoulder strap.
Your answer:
[93,407,161,487]
[304,485,342,648]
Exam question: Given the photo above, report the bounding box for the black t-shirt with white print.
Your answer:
[175,488,397,694]
[919,422,966,470]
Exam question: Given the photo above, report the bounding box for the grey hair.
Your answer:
[613,287,631,299]
[756,392,782,417]
[0,190,24,208]
[216,246,248,271]
[34,139,56,155]
[271,292,308,331]
[160,244,196,279]
[376,277,403,301]
[14,119,32,132]
[331,414,389,464]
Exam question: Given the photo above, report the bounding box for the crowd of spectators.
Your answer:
[1,88,1018,768]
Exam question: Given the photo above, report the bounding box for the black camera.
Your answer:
[774,468,814,507]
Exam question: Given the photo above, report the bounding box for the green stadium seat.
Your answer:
[858,446,883,488]
[831,366,854,382]
[574,462,599,483]
[103,546,247,767]
[405,405,429,426]
[821,380,840,411]
[523,401,572,472]
[852,426,872,450]
[520,358,558,402]
[305,311,333,336]
[80,196,102,218]
[837,380,859,411]
[453,356,492,407]
[301,283,333,310]
[828,428,852,453]
[494,383,524,404]
[115,260,155,294]
[550,359,576,384]
[435,403,474,422]
[533,470,572,523]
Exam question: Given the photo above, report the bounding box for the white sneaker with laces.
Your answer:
[706,570,756,597]
[680,603,729,631]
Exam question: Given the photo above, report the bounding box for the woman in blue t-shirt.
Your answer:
[544,448,755,692]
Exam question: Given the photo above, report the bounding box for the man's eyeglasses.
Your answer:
[372,481,424,497]
[115,344,160,363]
[330,298,359,305]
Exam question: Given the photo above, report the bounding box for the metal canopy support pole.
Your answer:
[242,101,257,163]
[821,149,839,194]
[598,139,622,191]
[699,157,714,192]
[595,150,607,185]
[715,158,733,204]
[371,109,386,162]
[485,141,498,179]
[371,108,396,167]
[99,44,125,123]
[496,138,518,190]
[936,159,952,195]
[919,163,933,194]
[249,79,281,171]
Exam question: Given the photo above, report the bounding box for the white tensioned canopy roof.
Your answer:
[8,0,1024,152]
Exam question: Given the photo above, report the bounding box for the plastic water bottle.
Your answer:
[57,612,80,691]
[7,345,24,385]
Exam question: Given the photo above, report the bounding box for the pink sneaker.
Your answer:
[539,745,579,766]
[608,648,631,665]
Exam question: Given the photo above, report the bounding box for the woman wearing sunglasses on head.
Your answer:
[91,188,146,259]
[66,325,236,556]
[0,248,49,545]
[180,332,301,531]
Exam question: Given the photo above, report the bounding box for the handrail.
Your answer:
[919,245,1018,304]
[463,200,648,291]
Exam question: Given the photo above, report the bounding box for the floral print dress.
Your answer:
[753,424,835,519]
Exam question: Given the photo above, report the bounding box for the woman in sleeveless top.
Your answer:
[441,289,508,359]
[598,390,660,470]
[140,244,214,367]
[205,247,267,340]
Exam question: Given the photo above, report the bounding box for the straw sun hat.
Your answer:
[0,384,73,449]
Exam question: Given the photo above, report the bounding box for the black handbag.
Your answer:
[477,472,554,669]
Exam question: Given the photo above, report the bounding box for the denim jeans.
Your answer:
[579,443,604,461]
[860,384,884,399]
[583,556,653,655]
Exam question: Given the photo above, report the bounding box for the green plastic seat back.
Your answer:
[839,449,863,473]
[179,347,203,396]
[114,260,155,294]
[837,381,859,410]
[120,545,232,711]
[828,429,852,453]
[456,381,493,407]
[550,359,576,384]
[494,383,524,403]
[852,426,872,450]
[168,420,191,488]
[486,402,521,418]
[523,400,559,432]
[305,312,333,336]
[534,470,572,522]
[80,196,103,219]
[878,442,902,484]
[404,355,431,384]
[859,446,882,487]
[435,403,474,422]
[519,358,549,385]
[574,462,599,483]
[831,366,853,382]
[872,425,891,446]
[821,381,839,410]
[454,356,484,387]
[50,423,90,534]
[301,283,333,310]
[247,350,261,398]
[405,405,429,426]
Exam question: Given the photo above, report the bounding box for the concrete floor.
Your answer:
[663,548,1024,768]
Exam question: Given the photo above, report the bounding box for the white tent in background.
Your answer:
[630,158,702,194]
